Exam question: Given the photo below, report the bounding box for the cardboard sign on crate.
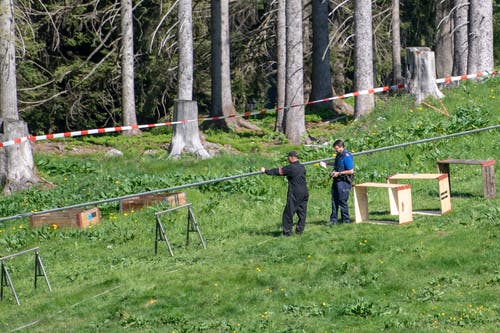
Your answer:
[30,207,101,229]
[120,192,187,213]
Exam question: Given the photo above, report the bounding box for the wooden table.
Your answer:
[387,173,451,215]
[437,159,496,198]
[353,182,413,225]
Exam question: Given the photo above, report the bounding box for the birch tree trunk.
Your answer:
[353,0,375,119]
[275,0,286,132]
[170,0,209,159]
[285,0,307,144]
[0,0,38,194]
[310,0,333,111]
[406,47,444,105]
[391,0,402,84]
[467,0,493,74]
[435,0,453,78]
[452,0,468,75]
[120,0,140,136]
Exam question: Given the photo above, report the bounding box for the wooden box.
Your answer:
[30,207,101,229]
[119,192,187,213]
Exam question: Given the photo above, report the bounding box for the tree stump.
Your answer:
[405,47,444,105]
[169,100,210,159]
[0,119,39,194]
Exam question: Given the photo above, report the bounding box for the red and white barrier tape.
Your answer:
[0,70,497,148]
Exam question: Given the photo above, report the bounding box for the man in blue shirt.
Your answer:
[320,140,354,225]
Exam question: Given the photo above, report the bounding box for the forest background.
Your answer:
[16,0,500,135]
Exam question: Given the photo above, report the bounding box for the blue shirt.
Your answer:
[334,149,354,172]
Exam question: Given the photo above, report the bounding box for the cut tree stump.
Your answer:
[169,100,210,159]
[406,47,444,105]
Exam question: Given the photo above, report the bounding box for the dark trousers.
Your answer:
[330,181,351,224]
[282,193,308,235]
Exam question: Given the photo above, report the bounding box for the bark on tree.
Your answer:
[406,47,444,105]
[391,0,402,84]
[210,0,237,129]
[169,101,210,159]
[435,0,453,78]
[0,120,39,194]
[0,0,38,194]
[310,0,333,111]
[353,0,375,119]
[120,0,140,136]
[467,0,493,74]
[275,0,286,132]
[170,0,209,159]
[285,0,307,144]
[452,0,468,75]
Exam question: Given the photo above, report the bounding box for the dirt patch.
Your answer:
[32,141,108,155]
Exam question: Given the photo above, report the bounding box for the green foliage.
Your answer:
[0,77,499,332]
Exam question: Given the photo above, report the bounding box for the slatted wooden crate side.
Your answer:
[120,192,187,213]
[30,207,101,229]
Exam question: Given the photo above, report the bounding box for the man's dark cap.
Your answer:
[287,151,298,157]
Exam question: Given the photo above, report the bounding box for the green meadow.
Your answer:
[0,76,498,332]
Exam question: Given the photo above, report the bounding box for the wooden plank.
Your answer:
[482,164,496,198]
[120,192,187,213]
[30,208,101,229]
[388,173,447,180]
[354,182,410,190]
[437,158,493,165]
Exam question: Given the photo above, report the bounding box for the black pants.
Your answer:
[330,180,351,223]
[282,193,308,235]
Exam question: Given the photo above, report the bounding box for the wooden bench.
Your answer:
[387,173,451,215]
[437,159,496,198]
[353,182,413,225]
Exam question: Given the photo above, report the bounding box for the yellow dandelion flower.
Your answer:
[256,267,261,272]
[0,229,4,233]
[19,224,24,229]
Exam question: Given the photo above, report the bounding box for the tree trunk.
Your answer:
[0,119,39,194]
[0,0,38,194]
[435,0,453,78]
[467,0,493,74]
[285,0,307,144]
[391,0,402,84]
[275,0,286,132]
[210,0,236,129]
[353,0,375,119]
[406,47,444,105]
[310,0,333,111]
[178,0,194,100]
[452,0,468,75]
[172,0,208,159]
[120,0,140,136]
[169,100,210,159]
[0,0,18,120]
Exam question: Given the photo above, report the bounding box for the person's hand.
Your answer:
[260,167,266,173]
[319,161,327,169]
[330,171,339,178]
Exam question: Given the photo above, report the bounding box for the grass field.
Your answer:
[0,76,498,332]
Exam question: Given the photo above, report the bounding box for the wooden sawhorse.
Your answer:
[387,173,451,215]
[437,159,496,198]
[353,182,413,225]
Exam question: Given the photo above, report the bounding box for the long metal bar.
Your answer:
[0,247,39,261]
[155,203,192,216]
[0,125,498,223]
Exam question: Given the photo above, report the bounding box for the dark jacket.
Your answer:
[265,161,308,199]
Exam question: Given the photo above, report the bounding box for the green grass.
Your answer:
[0,76,498,332]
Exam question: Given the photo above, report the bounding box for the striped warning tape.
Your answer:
[0,70,497,149]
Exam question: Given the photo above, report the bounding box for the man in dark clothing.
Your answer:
[320,140,354,225]
[261,151,309,236]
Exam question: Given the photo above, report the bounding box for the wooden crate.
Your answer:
[120,192,187,213]
[30,207,101,229]
[353,182,413,225]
